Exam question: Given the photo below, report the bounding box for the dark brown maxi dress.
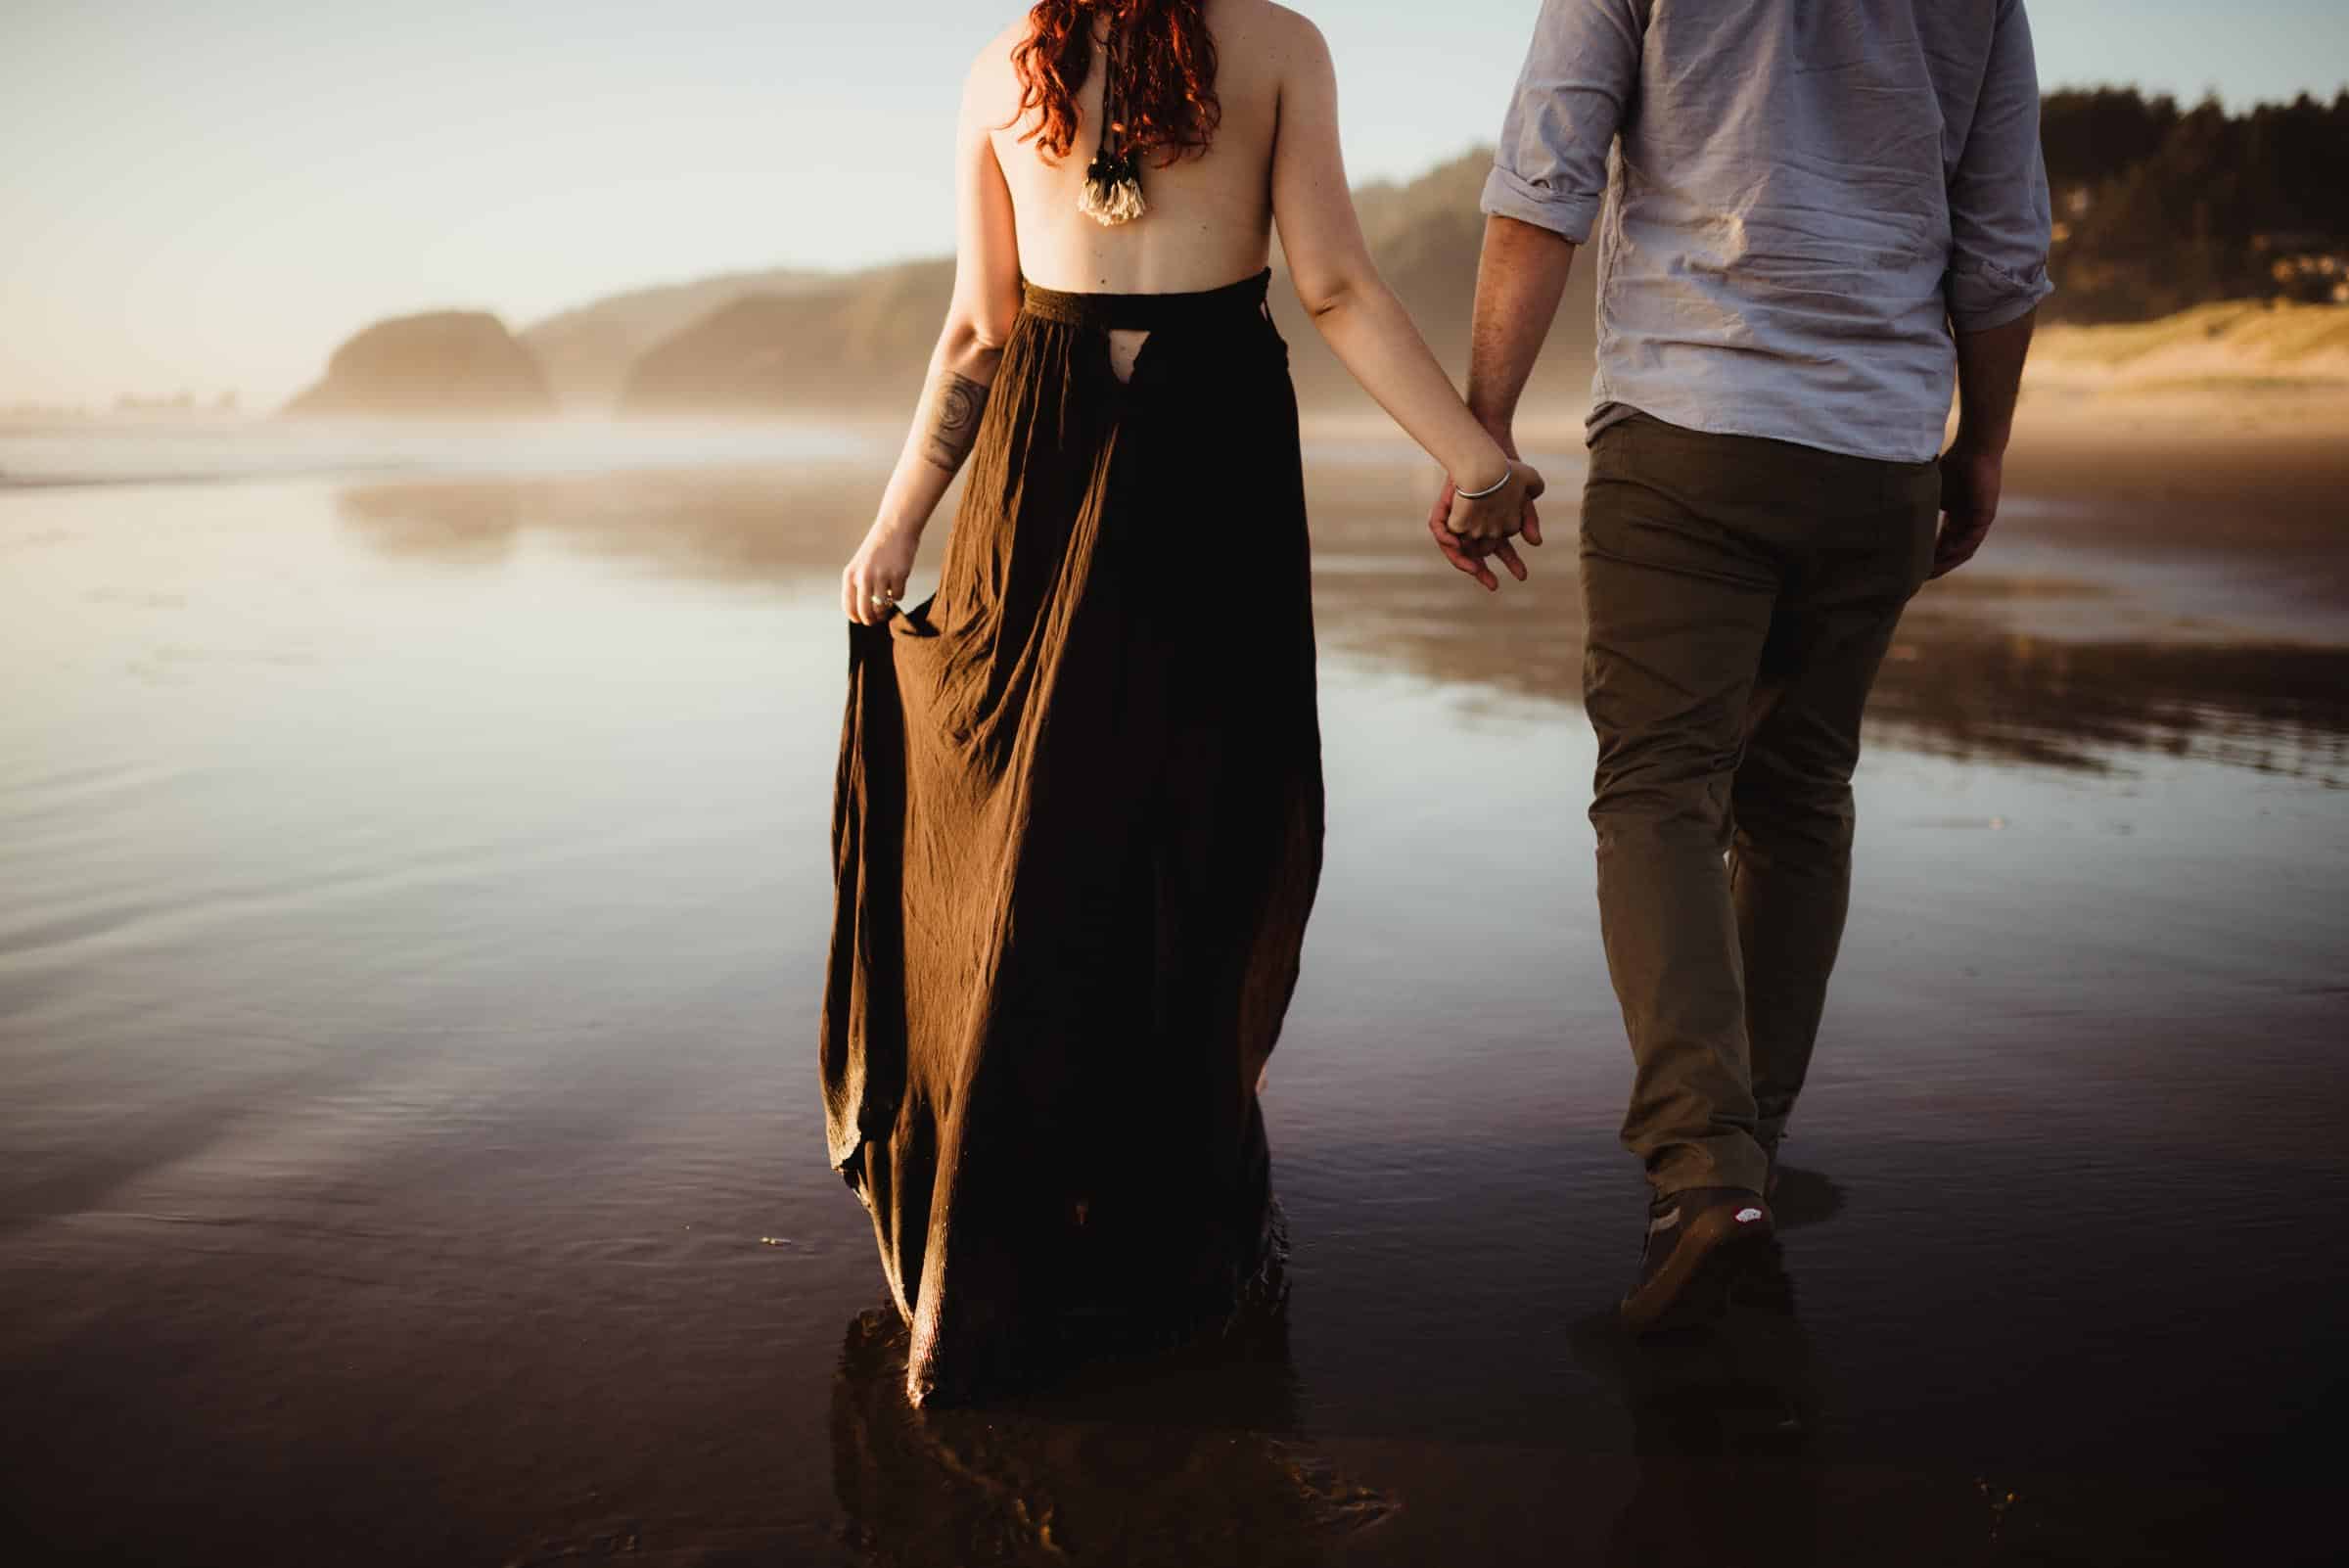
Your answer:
[820,268,1324,1404]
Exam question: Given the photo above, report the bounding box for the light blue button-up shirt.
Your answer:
[1482,0,2054,463]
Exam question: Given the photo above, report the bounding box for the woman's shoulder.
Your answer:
[1233,3,1335,80]
[964,16,1032,81]
[954,18,1032,124]
[1219,1,1326,53]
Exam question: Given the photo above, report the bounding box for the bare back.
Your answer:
[838,0,1524,629]
[971,0,1295,296]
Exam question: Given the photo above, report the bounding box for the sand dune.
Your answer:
[2028,299,2349,392]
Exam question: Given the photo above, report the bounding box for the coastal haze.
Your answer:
[7,5,2349,1566]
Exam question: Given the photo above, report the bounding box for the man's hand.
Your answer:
[1937,307,2033,579]
[1931,440,2004,578]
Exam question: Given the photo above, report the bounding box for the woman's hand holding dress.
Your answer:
[843,521,920,626]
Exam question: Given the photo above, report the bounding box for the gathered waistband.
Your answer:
[1021,267,1272,331]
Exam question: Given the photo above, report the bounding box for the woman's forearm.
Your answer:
[874,321,1005,537]
[1308,278,1509,488]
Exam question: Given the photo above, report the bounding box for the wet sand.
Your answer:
[2,408,2345,1565]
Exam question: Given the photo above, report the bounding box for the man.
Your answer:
[1431,0,2052,1332]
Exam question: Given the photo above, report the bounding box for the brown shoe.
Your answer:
[1619,1187,1774,1335]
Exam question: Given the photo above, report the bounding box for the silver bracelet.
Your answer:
[1453,466,1512,500]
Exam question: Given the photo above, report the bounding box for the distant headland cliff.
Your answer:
[284,311,554,417]
[282,150,1600,420]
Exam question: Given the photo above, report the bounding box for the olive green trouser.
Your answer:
[1578,412,1941,1198]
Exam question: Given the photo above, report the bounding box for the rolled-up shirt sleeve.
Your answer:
[1480,0,1644,244]
[1946,0,2055,330]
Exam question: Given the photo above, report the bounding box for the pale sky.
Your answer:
[4,1,2344,408]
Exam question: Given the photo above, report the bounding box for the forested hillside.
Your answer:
[2040,88,2349,321]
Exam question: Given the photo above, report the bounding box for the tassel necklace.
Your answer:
[1079,23,1146,226]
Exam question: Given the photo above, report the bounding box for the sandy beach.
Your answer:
[3,403,2345,1565]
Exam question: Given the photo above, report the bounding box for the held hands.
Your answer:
[842,520,918,625]
[1448,457,1544,542]
[1425,454,1545,592]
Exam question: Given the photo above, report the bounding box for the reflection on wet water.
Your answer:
[1868,634,2349,778]
[336,466,883,578]
[333,453,2349,781]
[1584,1248,1824,1564]
[4,427,2344,1566]
[832,1305,1399,1568]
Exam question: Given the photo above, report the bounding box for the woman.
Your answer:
[822,0,1541,1405]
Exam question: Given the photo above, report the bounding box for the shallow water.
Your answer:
[3,421,2345,1565]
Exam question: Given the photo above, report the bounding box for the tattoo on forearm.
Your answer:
[920,372,990,475]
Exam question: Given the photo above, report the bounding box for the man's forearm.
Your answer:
[1464,214,1579,445]
[1951,307,2036,453]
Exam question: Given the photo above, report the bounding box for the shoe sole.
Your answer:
[1619,1204,1775,1337]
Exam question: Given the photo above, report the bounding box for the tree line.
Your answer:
[2039,87,2349,321]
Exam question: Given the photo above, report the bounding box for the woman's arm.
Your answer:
[843,59,1025,626]
[1267,16,1541,561]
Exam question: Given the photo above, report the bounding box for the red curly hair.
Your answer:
[1010,0,1221,168]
